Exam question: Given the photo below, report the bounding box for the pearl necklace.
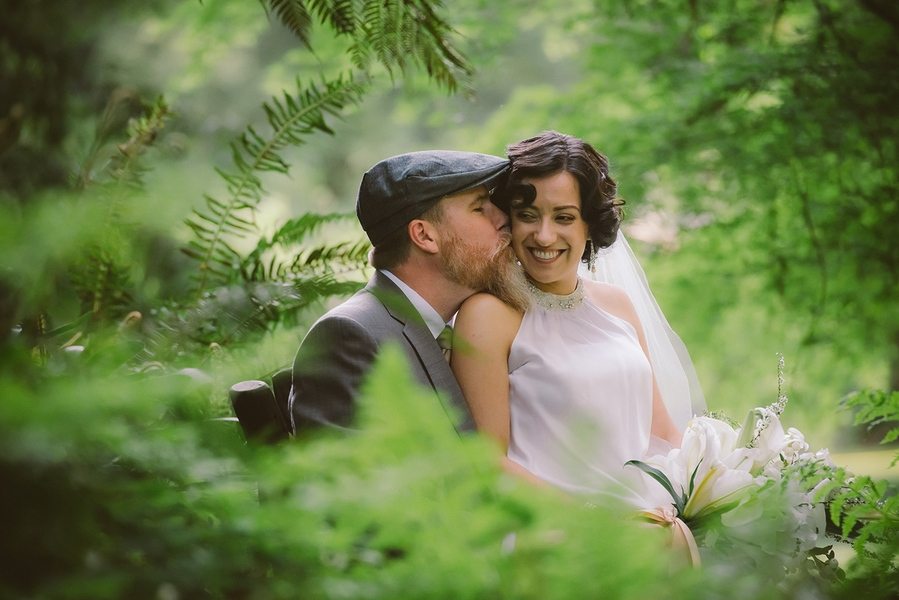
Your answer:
[526,278,585,311]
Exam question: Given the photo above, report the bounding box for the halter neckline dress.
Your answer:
[507,279,659,507]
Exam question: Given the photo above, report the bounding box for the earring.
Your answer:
[587,240,597,274]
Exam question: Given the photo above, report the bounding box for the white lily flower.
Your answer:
[629,355,836,568]
[781,427,810,465]
[638,416,761,520]
[683,463,760,520]
[743,409,786,473]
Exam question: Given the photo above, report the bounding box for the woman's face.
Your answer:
[510,170,588,295]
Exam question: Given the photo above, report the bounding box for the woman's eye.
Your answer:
[513,211,537,222]
[556,214,576,223]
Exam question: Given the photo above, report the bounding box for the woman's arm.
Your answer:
[648,369,683,447]
[585,281,682,447]
[450,292,522,451]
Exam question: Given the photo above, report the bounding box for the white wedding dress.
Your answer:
[507,280,661,508]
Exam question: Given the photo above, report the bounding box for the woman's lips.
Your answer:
[528,248,565,262]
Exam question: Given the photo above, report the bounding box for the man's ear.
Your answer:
[407,219,440,254]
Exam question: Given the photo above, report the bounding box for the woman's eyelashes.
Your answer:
[512,209,538,223]
[512,210,578,225]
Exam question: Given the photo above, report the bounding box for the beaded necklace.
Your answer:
[526,277,584,311]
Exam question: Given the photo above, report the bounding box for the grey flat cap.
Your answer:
[356,150,509,246]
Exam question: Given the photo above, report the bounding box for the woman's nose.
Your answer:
[533,219,556,246]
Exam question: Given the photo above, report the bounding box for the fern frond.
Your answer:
[265,0,314,47]
[72,247,134,321]
[263,0,470,92]
[305,0,356,34]
[241,215,370,283]
[289,238,370,275]
[217,276,364,344]
[71,97,171,323]
[137,275,365,358]
[104,96,172,187]
[242,219,340,282]
[184,74,367,299]
[273,211,355,242]
[352,0,472,92]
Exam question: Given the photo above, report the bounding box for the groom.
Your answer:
[289,150,519,436]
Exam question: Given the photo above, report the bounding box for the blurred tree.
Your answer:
[559,0,899,391]
[1,0,477,365]
[182,0,474,299]
[0,0,173,197]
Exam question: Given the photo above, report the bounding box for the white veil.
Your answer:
[580,231,706,430]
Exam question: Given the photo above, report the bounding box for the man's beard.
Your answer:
[441,233,531,312]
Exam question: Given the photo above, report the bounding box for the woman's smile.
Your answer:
[528,247,566,262]
[511,170,588,294]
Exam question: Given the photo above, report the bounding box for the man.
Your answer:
[289,150,519,435]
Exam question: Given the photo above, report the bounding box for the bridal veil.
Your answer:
[582,231,706,430]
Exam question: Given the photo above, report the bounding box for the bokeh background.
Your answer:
[1,0,896,597]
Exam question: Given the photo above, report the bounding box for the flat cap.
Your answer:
[356,150,509,246]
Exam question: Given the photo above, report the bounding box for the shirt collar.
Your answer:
[379,269,447,338]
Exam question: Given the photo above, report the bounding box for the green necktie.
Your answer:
[437,324,453,362]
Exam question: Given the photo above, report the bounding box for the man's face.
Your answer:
[437,186,519,293]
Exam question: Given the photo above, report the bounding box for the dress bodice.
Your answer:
[507,280,657,507]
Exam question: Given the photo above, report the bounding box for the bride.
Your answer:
[451,131,705,508]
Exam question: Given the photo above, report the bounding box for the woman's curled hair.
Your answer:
[500,130,623,258]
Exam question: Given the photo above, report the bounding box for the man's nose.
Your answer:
[485,202,509,230]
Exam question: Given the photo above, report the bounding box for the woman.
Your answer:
[451,131,702,507]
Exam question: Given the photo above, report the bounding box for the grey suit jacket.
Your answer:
[289,271,475,435]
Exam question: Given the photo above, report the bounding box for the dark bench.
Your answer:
[228,368,292,444]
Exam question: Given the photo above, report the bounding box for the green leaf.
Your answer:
[185,74,367,299]
[625,459,683,514]
[688,459,702,497]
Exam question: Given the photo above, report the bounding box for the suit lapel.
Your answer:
[367,272,475,433]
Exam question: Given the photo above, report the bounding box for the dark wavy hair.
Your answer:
[497,131,623,260]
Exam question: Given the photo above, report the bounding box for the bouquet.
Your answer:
[628,355,835,568]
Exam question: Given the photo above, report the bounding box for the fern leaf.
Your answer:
[71,97,171,323]
[289,238,369,275]
[352,0,472,92]
[265,0,313,47]
[274,212,356,244]
[185,72,366,299]
[329,0,356,33]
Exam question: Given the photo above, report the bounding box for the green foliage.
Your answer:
[843,390,899,464]
[4,0,481,359]
[183,73,367,297]
[0,0,172,196]
[183,0,474,309]
[264,0,472,90]
[73,96,173,323]
[810,472,899,597]
[4,0,899,596]
[0,343,683,599]
[580,0,899,380]
[242,212,370,282]
[6,331,896,598]
[143,276,361,358]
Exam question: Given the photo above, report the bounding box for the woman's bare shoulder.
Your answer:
[582,279,639,325]
[458,292,524,320]
[455,292,523,337]
[582,279,631,308]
